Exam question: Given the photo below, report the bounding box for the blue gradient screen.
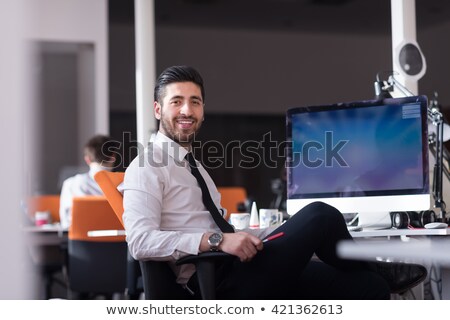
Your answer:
[287,97,429,199]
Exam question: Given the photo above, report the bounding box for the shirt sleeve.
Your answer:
[59,179,72,229]
[122,163,203,261]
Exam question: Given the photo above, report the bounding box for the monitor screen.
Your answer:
[286,95,430,217]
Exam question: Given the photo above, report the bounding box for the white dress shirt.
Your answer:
[121,132,272,285]
[59,163,109,229]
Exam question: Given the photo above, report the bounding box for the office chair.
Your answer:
[68,196,127,299]
[94,170,235,299]
[93,171,142,298]
[217,187,247,220]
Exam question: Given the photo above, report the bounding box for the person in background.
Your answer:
[121,65,426,299]
[59,134,116,229]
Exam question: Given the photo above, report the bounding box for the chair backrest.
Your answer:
[217,187,247,220]
[27,195,61,223]
[68,196,127,296]
[69,196,125,242]
[94,171,125,225]
[93,171,144,298]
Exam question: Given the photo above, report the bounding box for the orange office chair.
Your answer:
[217,187,247,220]
[93,171,125,224]
[94,170,234,299]
[68,196,128,298]
[27,195,61,224]
[93,171,142,299]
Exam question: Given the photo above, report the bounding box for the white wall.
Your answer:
[0,0,34,299]
[27,0,108,136]
[25,0,108,194]
[0,0,108,298]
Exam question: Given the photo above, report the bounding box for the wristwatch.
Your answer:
[208,233,223,251]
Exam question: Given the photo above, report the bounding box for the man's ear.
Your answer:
[103,155,116,168]
[154,101,161,120]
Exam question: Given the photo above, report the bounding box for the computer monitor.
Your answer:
[286,95,431,219]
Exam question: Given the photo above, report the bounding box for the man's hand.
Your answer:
[222,232,263,262]
[200,231,263,262]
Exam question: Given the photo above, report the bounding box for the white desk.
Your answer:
[339,229,450,299]
[350,227,450,238]
[24,224,67,245]
[338,238,450,266]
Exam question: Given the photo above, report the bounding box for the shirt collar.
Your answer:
[154,131,189,163]
[88,162,112,179]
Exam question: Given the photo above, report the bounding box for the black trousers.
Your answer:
[212,201,390,299]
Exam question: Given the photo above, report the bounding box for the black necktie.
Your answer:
[185,152,234,233]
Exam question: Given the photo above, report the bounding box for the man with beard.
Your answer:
[121,65,426,299]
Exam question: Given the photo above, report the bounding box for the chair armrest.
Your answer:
[176,251,234,265]
[87,229,126,237]
[176,252,235,299]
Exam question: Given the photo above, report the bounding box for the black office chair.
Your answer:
[140,252,235,299]
[125,252,143,299]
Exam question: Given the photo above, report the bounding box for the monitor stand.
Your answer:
[355,212,392,229]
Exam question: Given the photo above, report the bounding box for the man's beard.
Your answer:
[160,115,202,146]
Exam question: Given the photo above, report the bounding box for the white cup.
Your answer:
[259,209,283,228]
[229,213,251,230]
[35,211,51,226]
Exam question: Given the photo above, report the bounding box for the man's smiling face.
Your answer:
[154,81,204,147]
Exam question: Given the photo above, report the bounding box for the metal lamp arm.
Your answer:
[375,75,447,222]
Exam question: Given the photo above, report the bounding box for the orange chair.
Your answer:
[68,196,127,298]
[69,196,125,242]
[93,171,125,224]
[27,195,60,224]
[217,187,247,220]
[94,171,142,299]
[94,170,234,299]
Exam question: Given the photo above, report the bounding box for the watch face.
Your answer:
[209,233,223,247]
[210,233,222,243]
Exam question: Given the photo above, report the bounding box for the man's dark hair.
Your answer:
[84,134,114,163]
[154,65,205,104]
